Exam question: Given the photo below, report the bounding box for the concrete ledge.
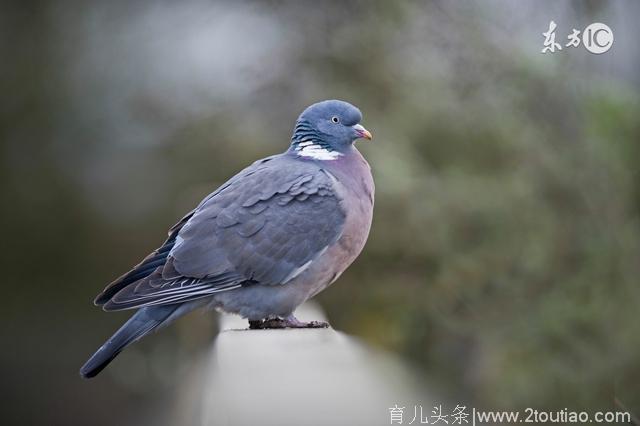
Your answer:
[190,303,431,426]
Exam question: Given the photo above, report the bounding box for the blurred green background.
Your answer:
[2,1,639,425]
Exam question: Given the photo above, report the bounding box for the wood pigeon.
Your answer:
[80,100,374,378]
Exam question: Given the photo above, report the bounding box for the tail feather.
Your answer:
[80,305,178,379]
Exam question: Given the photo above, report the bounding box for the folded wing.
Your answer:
[96,156,346,311]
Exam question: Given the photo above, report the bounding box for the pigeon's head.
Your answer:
[291,100,372,156]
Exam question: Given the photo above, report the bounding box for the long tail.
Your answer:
[80,305,180,379]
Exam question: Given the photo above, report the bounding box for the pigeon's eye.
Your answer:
[331,116,340,124]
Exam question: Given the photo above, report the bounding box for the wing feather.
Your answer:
[98,154,346,311]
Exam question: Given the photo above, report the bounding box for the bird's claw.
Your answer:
[248,315,329,329]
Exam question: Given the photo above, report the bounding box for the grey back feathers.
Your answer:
[95,155,346,311]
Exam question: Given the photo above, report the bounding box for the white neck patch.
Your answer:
[295,141,342,160]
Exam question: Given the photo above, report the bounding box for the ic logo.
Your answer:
[582,23,614,54]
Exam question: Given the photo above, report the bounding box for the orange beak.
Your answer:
[353,124,372,141]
